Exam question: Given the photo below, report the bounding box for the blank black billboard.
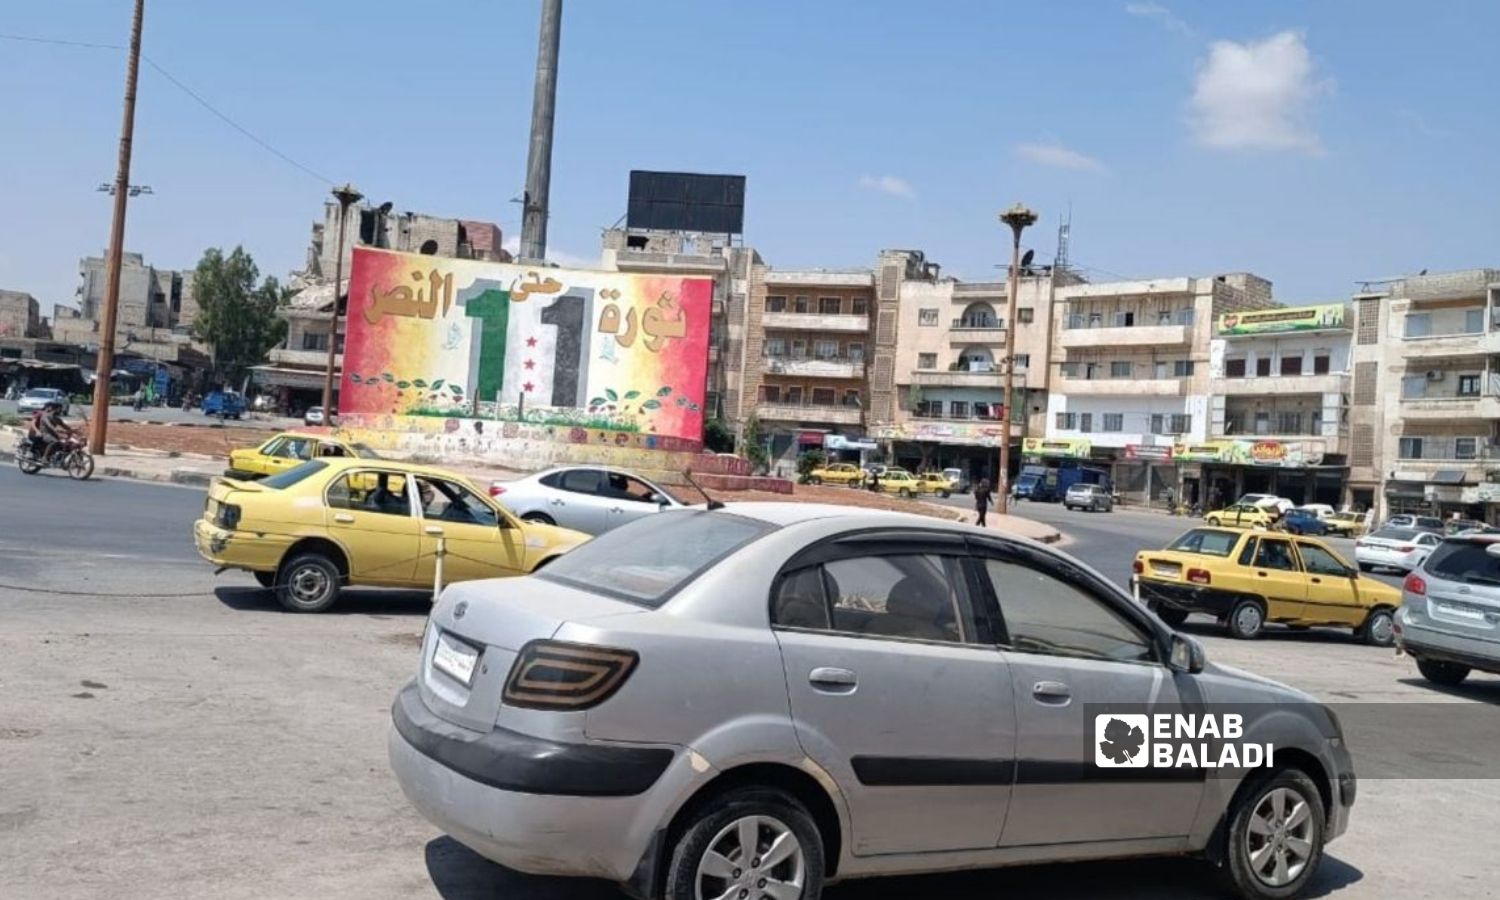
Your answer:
[627,171,746,234]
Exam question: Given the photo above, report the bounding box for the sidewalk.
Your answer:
[948,507,1063,544]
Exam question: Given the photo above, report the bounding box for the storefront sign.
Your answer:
[1125,444,1174,461]
[1171,439,1324,467]
[1023,437,1092,459]
[1218,303,1345,336]
[824,434,878,451]
[1249,441,1287,463]
[873,421,1008,446]
[796,430,826,445]
[1461,483,1500,504]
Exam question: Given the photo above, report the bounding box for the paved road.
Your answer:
[1,472,1496,900]
[0,398,298,430]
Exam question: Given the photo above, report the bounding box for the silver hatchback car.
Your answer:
[390,504,1353,900]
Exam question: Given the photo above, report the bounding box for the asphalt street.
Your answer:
[0,398,298,430]
[1,469,1497,900]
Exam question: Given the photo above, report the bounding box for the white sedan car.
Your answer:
[1355,527,1442,573]
[490,466,683,535]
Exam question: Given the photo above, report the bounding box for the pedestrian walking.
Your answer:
[975,478,995,528]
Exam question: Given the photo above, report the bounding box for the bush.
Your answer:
[743,413,769,474]
[703,418,735,454]
[796,450,827,482]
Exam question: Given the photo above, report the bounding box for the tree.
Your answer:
[742,413,769,473]
[703,418,735,454]
[191,246,289,386]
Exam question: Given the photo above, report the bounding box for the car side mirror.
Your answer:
[1168,634,1206,674]
[656,495,670,508]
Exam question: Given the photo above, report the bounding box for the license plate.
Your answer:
[1436,602,1488,622]
[432,631,480,686]
[1151,563,1180,578]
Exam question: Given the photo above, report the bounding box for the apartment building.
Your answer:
[56,252,197,346]
[1044,273,1276,502]
[0,290,40,339]
[1376,269,1500,520]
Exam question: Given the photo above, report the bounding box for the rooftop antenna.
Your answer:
[682,469,726,510]
[1055,207,1071,270]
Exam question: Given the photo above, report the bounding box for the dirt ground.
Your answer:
[103,422,280,458]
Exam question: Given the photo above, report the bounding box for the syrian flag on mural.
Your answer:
[500,296,555,408]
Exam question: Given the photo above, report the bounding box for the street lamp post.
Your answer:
[320,183,363,415]
[996,202,1037,515]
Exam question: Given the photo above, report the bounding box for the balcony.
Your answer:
[1212,373,1347,396]
[1059,376,1185,397]
[911,369,1004,388]
[268,347,336,367]
[762,356,863,379]
[758,403,863,425]
[1400,329,1491,358]
[1399,394,1500,421]
[761,311,870,333]
[1059,324,1189,349]
[949,321,1006,344]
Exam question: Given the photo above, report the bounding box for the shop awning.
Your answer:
[1431,470,1471,485]
[1384,481,1427,499]
[251,364,330,390]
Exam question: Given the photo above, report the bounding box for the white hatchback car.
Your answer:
[490,466,682,535]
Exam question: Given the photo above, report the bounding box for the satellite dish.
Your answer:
[1020,249,1035,269]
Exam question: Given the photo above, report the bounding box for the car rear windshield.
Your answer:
[1423,541,1500,585]
[538,510,775,608]
[1166,529,1240,557]
[1370,527,1417,541]
[258,460,328,489]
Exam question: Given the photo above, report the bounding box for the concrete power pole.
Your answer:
[518,0,563,263]
[996,203,1037,515]
[89,0,145,455]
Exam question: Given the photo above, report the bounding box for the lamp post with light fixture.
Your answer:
[320,183,364,415]
[996,202,1037,515]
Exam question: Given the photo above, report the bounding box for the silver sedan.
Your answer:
[390,503,1354,900]
[488,465,682,535]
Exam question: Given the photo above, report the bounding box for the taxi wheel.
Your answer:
[898,488,913,498]
[808,476,822,485]
[521,512,556,526]
[1207,517,1221,526]
[1357,608,1395,647]
[940,490,951,498]
[276,552,341,613]
[1227,600,1266,640]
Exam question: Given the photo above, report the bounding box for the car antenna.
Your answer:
[682,469,725,510]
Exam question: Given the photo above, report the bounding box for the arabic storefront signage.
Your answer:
[341,247,713,443]
[873,421,1008,447]
[1125,444,1174,461]
[1171,439,1325,467]
[1217,303,1346,336]
[1022,437,1093,459]
[825,434,878,451]
[1461,483,1500,504]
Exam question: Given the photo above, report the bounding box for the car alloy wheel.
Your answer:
[1221,769,1325,899]
[696,815,805,900]
[666,788,823,900]
[1245,787,1317,888]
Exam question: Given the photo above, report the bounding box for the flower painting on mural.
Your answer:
[339,248,712,442]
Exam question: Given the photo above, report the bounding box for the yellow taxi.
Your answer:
[917,471,956,498]
[194,457,589,612]
[1325,511,1366,537]
[1132,527,1401,644]
[806,462,865,487]
[874,468,926,498]
[1203,502,1277,530]
[225,432,379,480]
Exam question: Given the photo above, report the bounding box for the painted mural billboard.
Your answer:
[339,247,713,444]
[1217,303,1346,336]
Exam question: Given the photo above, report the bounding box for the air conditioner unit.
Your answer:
[1426,370,1443,381]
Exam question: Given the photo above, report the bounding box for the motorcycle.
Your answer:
[15,434,95,480]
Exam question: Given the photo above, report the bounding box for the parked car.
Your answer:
[1133,526,1400,643]
[304,405,336,426]
[391,505,1354,900]
[1204,503,1277,530]
[17,387,69,415]
[1443,518,1486,535]
[193,458,588,612]
[871,468,933,497]
[1397,534,1500,687]
[942,467,970,494]
[489,466,682,535]
[201,389,247,419]
[1238,493,1294,516]
[1297,503,1336,520]
[1283,508,1329,536]
[1063,482,1113,512]
[1383,514,1443,533]
[1355,527,1443,573]
[917,471,955,498]
[1015,463,1111,503]
[1324,512,1367,537]
[224,431,380,480]
[805,462,864,487]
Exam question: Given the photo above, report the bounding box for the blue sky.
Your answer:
[1,0,1495,316]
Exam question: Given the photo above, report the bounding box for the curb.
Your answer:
[950,507,1063,544]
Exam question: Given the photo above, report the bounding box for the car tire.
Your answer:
[253,571,276,589]
[1207,517,1221,526]
[1357,608,1395,647]
[809,476,822,485]
[521,512,556,526]
[1227,600,1266,640]
[1416,658,1471,686]
[940,490,950,498]
[663,787,825,900]
[275,552,342,613]
[1218,768,1326,900]
[1357,562,1374,573]
[899,488,912,498]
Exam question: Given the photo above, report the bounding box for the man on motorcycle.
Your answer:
[31,401,76,463]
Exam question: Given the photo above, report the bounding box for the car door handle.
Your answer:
[808,667,857,691]
[425,526,444,536]
[1257,571,1268,577]
[1310,577,1322,584]
[333,513,355,524]
[1032,681,1071,703]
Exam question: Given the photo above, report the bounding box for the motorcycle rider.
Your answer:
[31,401,77,463]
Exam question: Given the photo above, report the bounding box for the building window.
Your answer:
[301,332,329,351]
[1110,361,1132,378]
[917,352,937,369]
[814,340,838,360]
[1173,360,1194,377]
[919,308,939,326]
[1088,312,1103,328]
[974,402,993,418]
[1113,311,1135,327]
[1256,357,1272,377]
[1467,309,1484,334]
[1157,309,1173,326]
[1401,374,1426,399]
[1078,413,1093,432]
[766,295,787,313]
[1154,360,1168,379]
[762,385,782,403]
[1313,354,1330,375]
[1149,414,1164,434]
[1103,413,1123,432]
[793,296,811,314]
[1280,355,1303,376]
[1460,374,1481,397]
[1170,413,1191,434]
[819,297,841,315]
[786,386,803,404]
[1277,412,1302,433]
[843,390,861,407]
[1225,358,1247,377]
[1176,308,1195,326]
[1060,361,1079,378]
[847,342,865,363]
[916,400,941,417]
[765,337,786,357]
[1405,313,1431,338]
[1456,437,1479,460]
[950,401,970,418]
[1311,410,1323,434]
[1017,308,1034,323]
[1399,437,1423,459]
[1056,412,1077,430]
[851,297,869,315]
[790,339,807,359]
[1083,362,1100,380]
[1013,353,1030,371]
[1254,411,1271,434]
[812,387,836,406]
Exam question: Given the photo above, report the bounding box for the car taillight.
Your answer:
[1132,559,1144,574]
[1404,573,1426,596]
[1187,568,1211,585]
[216,503,241,530]
[1396,545,1414,553]
[502,640,638,710]
[488,485,506,497]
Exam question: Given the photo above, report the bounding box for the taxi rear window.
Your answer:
[1166,529,1240,557]
[260,460,328,489]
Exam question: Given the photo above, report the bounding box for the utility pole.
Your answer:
[88,0,145,455]
[320,184,364,415]
[518,0,563,263]
[996,202,1037,515]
